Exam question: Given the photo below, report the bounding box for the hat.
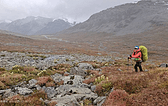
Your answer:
[134,46,139,49]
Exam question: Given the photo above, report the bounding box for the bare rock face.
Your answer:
[63,0,168,35]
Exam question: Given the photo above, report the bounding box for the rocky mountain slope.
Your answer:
[62,0,168,35]
[0,16,72,35]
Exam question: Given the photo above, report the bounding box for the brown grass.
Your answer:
[37,76,54,87]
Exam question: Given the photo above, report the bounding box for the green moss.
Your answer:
[0,67,5,71]
[83,99,92,105]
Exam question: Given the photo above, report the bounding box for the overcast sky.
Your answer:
[0,0,140,23]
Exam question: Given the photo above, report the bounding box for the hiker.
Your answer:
[128,46,143,72]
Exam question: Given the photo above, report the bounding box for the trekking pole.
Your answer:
[127,58,129,71]
[131,59,134,72]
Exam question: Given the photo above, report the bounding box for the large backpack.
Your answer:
[139,45,148,62]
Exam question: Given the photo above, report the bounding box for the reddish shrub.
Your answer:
[37,76,53,86]
[23,67,35,72]
[103,89,129,106]
[64,73,69,76]
[56,80,64,86]
[46,82,55,87]
[95,85,103,96]
[126,88,168,106]
[83,78,95,84]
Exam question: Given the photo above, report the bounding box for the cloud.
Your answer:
[0,0,139,22]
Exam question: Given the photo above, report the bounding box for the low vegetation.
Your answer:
[0,58,168,105]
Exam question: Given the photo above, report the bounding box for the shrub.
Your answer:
[126,88,168,106]
[83,78,95,84]
[37,76,53,87]
[95,81,113,96]
[83,99,92,105]
[114,75,149,94]
[23,67,35,72]
[12,65,24,71]
[46,82,55,87]
[0,81,5,89]
[56,80,64,86]
[103,89,129,106]
[37,70,47,76]
[0,68,5,71]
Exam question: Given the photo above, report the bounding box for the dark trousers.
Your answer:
[134,61,143,72]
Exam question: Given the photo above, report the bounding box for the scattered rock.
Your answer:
[91,85,96,92]
[51,73,63,83]
[144,69,149,72]
[93,96,106,105]
[28,79,37,88]
[43,87,57,99]
[52,95,80,106]
[159,63,168,67]
[118,68,122,71]
[70,67,87,76]
[16,87,33,95]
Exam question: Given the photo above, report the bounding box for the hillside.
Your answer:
[62,0,168,35]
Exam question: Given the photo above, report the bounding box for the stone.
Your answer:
[144,69,149,72]
[0,89,17,98]
[52,95,80,106]
[0,90,7,95]
[17,87,33,95]
[118,68,122,71]
[77,63,93,70]
[97,99,106,106]
[43,87,57,99]
[55,103,67,106]
[51,73,63,83]
[91,85,96,92]
[28,79,37,88]
[69,87,92,94]
[159,63,168,67]
[73,93,98,101]
[93,96,106,105]
[70,67,87,76]
[80,83,91,88]
[35,84,42,90]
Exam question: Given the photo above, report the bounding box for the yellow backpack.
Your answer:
[139,45,148,62]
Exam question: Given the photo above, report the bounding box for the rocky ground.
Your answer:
[0,51,115,71]
[0,51,117,106]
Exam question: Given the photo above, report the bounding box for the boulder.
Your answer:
[77,63,93,70]
[51,73,63,83]
[52,95,80,106]
[93,96,106,105]
[0,89,17,98]
[91,85,96,92]
[70,67,87,76]
[28,79,37,88]
[16,87,33,95]
[62,75,84,86]
[43,87,57,99]
[69,87,92,94]
[73,93,98,101]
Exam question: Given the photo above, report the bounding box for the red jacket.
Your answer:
[131,48,142,60]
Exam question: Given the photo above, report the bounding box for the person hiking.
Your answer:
[128,46,143,72]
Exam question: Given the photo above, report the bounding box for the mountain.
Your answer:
[0,16,72,35]
[62,0,168,36]
[35,19,72,35]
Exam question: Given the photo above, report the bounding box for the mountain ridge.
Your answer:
[0,16,72,35]
[61,0,168,36]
